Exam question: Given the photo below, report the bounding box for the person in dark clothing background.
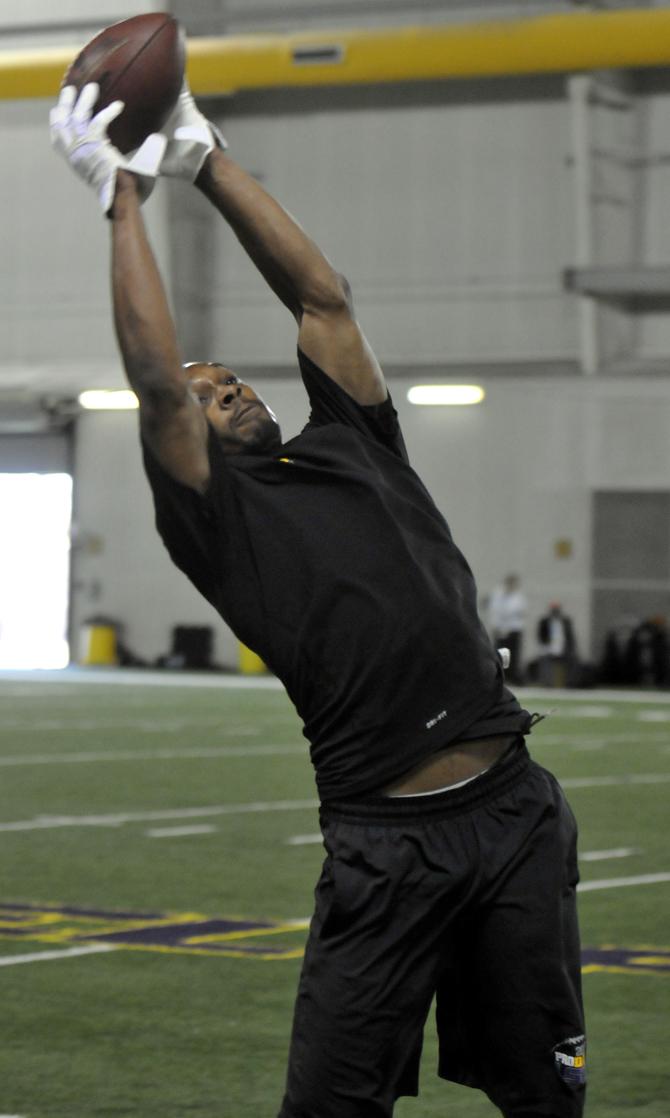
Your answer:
[51,78,586,1118]
[537,602,577,688]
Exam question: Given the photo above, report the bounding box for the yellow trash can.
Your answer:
[239,642,266,675]
[80,624,118,666]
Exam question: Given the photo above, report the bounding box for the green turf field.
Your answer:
[0,672,668,1116]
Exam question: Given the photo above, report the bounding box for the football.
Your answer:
[62,13,186,154]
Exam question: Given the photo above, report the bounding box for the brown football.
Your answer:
[62,13,185,153]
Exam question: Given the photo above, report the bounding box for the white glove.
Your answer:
[50,83,167,215]
[158,80,227,181]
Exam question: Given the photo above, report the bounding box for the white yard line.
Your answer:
[0,669,283,690]
[5,673,670,702]
[579,872,670,892]
[561,773,670,789]
[0,799,319,833]
[0,720,263,734]
[537,733,670,745]
[0,773,667,834]
[543,704,670,721]
[286,843,641,857]
[4,736,667,767]
[580,847,639,862]
[0,744,305,768]
[285,843,642,857]
[147,824,218,838]
[556,706,613,719]
[516,686,670,704]
[0,944,117,967]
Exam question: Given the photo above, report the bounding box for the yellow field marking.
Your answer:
[582,964,668,977]
[0,909,209,946]
[183,921,310,946]
[0,911,67,930]
[111,942,306,961]
[3,904,666,970]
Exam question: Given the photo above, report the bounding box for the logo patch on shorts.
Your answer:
[553,1034,586,1088]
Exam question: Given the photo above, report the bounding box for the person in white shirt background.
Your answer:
[489,573,527,685]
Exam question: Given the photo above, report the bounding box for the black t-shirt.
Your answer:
[142,350,530,800]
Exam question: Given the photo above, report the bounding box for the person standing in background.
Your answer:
[537,602,577,688]
[489,573,527,685]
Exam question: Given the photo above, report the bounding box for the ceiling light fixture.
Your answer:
[407,385,485,406]
[78,390,139,411]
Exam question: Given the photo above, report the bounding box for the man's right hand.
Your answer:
[50,83,166,215]
[158,80,227,182]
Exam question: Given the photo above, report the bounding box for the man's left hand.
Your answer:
[157,80,227,182]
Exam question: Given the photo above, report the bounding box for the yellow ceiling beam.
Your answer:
[4,9,670,101]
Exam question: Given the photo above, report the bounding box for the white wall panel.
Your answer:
[0,1,154,27]
[589,390,670,488]
[202,82,574,367]
[637,86,670,361]
[0,1,162,50]
[215,0,589,35]
[0,97,171,381]
[0,433,69,471]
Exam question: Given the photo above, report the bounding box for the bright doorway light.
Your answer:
[0,473,73,669]
[407,385,485,406]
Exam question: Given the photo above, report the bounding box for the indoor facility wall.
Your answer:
[174,0,649,37]
[0,2,161,48]
[6,0,670,679]
[71,373,670,673]
[0,99,171,398]
[171,76,575,374]
[636,81,670,361]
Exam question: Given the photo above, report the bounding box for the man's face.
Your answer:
[185,363,281,456]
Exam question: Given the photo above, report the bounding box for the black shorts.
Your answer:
[278,742,586,1118]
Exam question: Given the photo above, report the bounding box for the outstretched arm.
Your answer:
[50,83,210,493]
[111,171,210,492]
[157,80,386,405]
[195,149,387,407]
